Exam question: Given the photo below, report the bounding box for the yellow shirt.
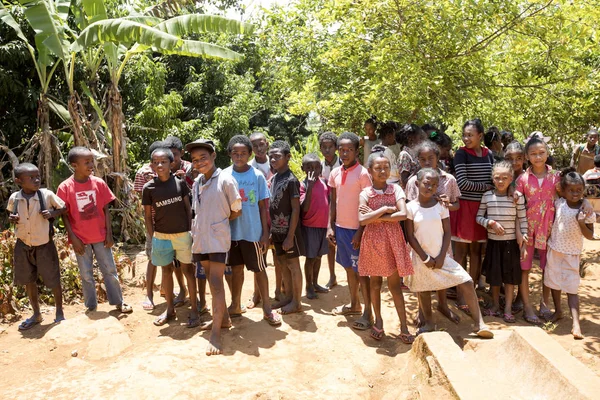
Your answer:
[7,189,65,246]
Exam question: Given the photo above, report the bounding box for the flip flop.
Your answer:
[482,309,502,317]
[331,305,361,316]
[142,299,155,311]
[370,326,384,340]
[523,314,542,326]
[186,316,201,328]
[539,309,553,322]
[264,312,282,326]
[173,298,186,308]
[476,328,494,339]
[197,306,210,316]
[503,313,516,323]
[455,303,472,316]
[398,332,415,344]
[154,312,176,326]
[352,318,373,331]
[116,303,133,314]
[18,316,43,331]
[416,326,434,336]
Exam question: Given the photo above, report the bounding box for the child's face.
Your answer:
[502,132,514,148]
[170,147,183,169]
[587,133,599,146]
[505,150,524,173]
[302,160,322,177]
[364,123,376,139]
[269,148,289,172]
[229,143,252,169]
[191,148,215,175]
[72,153,95,177]
[462,126,482,149]
[151,151,172,178]
[492,168,512,193]
[251,135,269,159]
[369,157,391,183]
[439,145,451,160]
[338,139,358,167]
[320,140,336,161]
[526,143,548,169]
[418,174,439,199]
[15,169,41,193]
[408,133,426,148]
[563,182,585,204]
[417,149,438,169]
[381,133,396,147]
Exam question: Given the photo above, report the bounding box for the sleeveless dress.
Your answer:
[358,185,413,277]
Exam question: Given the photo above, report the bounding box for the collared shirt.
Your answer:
[405,169,461,203]
[328,162,371,229]
[191,168,242,254]
[7,189,65,246]
[321,155,342,181]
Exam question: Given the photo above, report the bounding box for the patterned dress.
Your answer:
[358,185,413,277]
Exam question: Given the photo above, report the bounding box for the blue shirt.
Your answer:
[224,165,270,242]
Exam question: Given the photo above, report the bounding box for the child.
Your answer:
[582,154,600,183]
[269,140,305,314]
[405,168,493,338]
[318,131,341,289]
[571,128,600,175]
[186,138,241,356]
[484,126,504,161]
[328,132,373,331]
[57,147,132,314]
[504,141,526,184]
[451,119,494,314]
[358,150,413,343]
[429,131,454,174]
[362,116,381,163]
[545,168,596,339]
[163,135,194,189]
[8,163,66,330]
[223,135,281,326]
[300,153,330,299]
[476,161,527,323]
[396,124,427,189]
[250,132,273,181]
[378,121,402,184]
[405,141,461,324]
[142,147,198,327]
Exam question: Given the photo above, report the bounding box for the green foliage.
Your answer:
[289,132,320,180]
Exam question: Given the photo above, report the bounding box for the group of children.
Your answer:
[8,121,598,356]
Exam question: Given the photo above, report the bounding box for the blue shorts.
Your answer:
[151,232,192,267]
[335,226,360,272]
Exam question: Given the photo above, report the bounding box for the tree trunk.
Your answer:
[37,94,54,188]
[108,81,126,194]
[68,92,87,148]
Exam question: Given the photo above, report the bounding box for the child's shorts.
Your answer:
[335,226,360,272]
[302,226,329,259]
[13,239,61,288]
[520,245,547,271]
[544,248,580,294]
[151,232,192,267]
[193,253,230,278]
[273,236,304,259]
[228,240,268,272]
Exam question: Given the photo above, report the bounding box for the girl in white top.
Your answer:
[405,168,493,338]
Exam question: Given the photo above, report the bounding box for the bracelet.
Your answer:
[423,255,431,264]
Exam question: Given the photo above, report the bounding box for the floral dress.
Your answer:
[358,185,413,277]
[515,166,559,250]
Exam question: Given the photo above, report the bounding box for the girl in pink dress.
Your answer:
[358,147,414,344]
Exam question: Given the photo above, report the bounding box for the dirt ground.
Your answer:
[1,234,599,399]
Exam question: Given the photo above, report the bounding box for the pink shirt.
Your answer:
[300,178,330,228]
[57,176,116,244]
[328,163,371,230]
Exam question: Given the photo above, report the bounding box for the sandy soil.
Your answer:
[0,234,599,399]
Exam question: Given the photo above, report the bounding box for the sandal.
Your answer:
[116,303,133,314]
[352,318,373,331]
[370,326,384,340]
[523,314,542,326]
[264,312,282,326]
[416,326,434,336]
[142,299,155,311]
[154,312,176,326]
[503,313,516,323]
[398,332,415,344]
[482,309,502,317]
[18,316,43,331]
[173,298,186,308]
[331,305,361,316]
[455,303,472,316]
[197,305,210,316]
[186,316,201,328]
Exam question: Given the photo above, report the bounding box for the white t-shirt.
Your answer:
[363,138,381,163]
[250,158,273,181]
[548,198,595,255]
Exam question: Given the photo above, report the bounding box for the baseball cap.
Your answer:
[185,139,216,153]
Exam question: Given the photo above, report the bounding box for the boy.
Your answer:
[319,131,342,289]
[8,163,66,330]
[57,147,132,314]
[269,140,305,314]
[300,153,330,299]
[250,132,273,181]
[142,147,199,327]
[224,135,281,326]
[327,132,372,330]
[186,138,241,356]
[164,135,194,188]
[571,128,600,175]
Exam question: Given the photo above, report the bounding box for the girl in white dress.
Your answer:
[405,168,493,338]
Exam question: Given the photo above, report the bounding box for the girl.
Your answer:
[451,119,494,314]
[363,115,381,163]
[378,122,402,184]
[545,168,596,339]
[396,124,427,189]
[476,161,527,323]
[358,149,414,344]
[429,131,454,174]
[405,168,493,338]
[484,126,504,162]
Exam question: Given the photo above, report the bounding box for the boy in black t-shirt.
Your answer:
[269,141,305,314]
[142,148,200,327]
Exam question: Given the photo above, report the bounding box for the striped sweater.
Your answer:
[476,191,527,241]
[453,147,494,202]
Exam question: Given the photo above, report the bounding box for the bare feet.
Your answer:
[206,334,222,356]
[571,326,584,340]
[228,304,246,317]
[280,301,302,315]
[272,296,292,310]
[199,319,232,331]
[437,305,460,324]
[315,284,329,294]
[325,277,337,289]
[306,286,318,300]
[413,309,425,328]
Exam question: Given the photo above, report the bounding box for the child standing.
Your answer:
[504,141,526,185]
[378,121,402,184]
[358,150,413,343]
[8,163,66,330]
[187,139,242,356]
[571,128,599,175]
[476,161,527,323]
[429,131,454,174]
[405,168,493,338]
[142,147,198,327]
[545,169,596,339]
[396,124,427,189]
[57,147,132,314]
[300,153,330,299]
[250,132,273,181]
[328,132,373,331]
[269,140,305,314]
[362,116,381,163]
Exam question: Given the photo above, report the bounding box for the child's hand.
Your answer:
[359,204,372,215]
[71,235,86,255]
[260,233,270,254]
[577,209,586,221]
[513,190,522,204]
[424,256,435,269]
[174,169,186,178]
[581,199,594,216]
[306,171,317,188]
[489,220,505,236]
[507,185,515,197]
[282,236,294,251]
[351,230,363,250]
[104,234,114,248]
[41,209,54,220]
[144,171,154,181]
[9,213,19,223]
[385,206,397,214]
[327,228,336,245]
[434,255,444,269]
[520,242,527,261]
[435,194,451,208]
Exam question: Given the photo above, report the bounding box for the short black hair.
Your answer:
[249,132,267,141]
[463,118,485,134]
[587,128,599,137]
[149,141,165,155]
[421,123,438,132]
[559,167,585,189]
[415,141,441,159]
[163,135,183,151]
[364,115,378,127]
[396,124,424,146]
[227,135,253,153]
[319,131,337,146]
[337,132,360,150]
[270,140,291,155]
[14,163,38,178]
[417,167,440,182]
[151,147,174,162]
[595,154,600,168]
[484,126,501,148]
[377,121,397,140]
[302,152,321,165]
[505,140,524,155]
[68,146,93,164]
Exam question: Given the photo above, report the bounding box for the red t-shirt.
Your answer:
[57,175,116,244]
[300,178,330,228]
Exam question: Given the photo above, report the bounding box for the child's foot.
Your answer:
[54,309,65,323]
[199,319,232,331]
[280,301,302,315]
[206,334,223,356]
[352,315,373,330]
[306,286,318,300]
[325,277,337,289]
[571,326,584,340]
[153,311,176,326]
[370,325,384,340]
[18,315,43,331]
[511,301,524,314]
[547,311,563,323]
[437,305,460,324]
[272,296,292,310]
[482,307,502,317]
[228,304,247,318]
[398,330,415,344]
[331,304,362,316]
[116,303,133,314]
[264,312,282,326]
[416,322,435,336]
[142,297,155,311]
[197,303,209,316]
[315,284,329,294]
[246,294,261,309]
[538,305,553,321]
